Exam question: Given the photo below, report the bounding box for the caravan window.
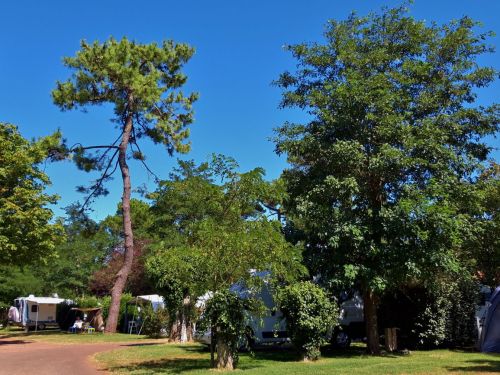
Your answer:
[31,305,38,313]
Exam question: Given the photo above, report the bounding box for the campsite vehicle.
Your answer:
[331,292,365,348]
[8,295,69,331]
[194,277,288,348]
[123,294,165,334]
[479,286,500,353]
[476,285,493,342]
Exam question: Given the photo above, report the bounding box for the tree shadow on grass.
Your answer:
[107,357,262,374]
[445,357,500,373]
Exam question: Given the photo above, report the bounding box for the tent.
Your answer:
[70,307,105,332]
[123,294,165,334]
[480,286,500,353]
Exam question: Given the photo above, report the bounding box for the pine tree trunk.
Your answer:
[105,111,134,333]
[364,289,381,355]
[216,335,234,370]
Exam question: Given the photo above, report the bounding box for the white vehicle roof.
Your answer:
[136,294,164,304]
[24,296,66,304]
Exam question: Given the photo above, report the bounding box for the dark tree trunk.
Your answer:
[105,111,134,333]
[364,289,381,355]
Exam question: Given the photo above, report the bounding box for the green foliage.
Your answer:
[413,279,478,348]
[277,281,338,361]
[141,306,170,338]
[52,37,198,156]
[274,2,498,314]
[36,206,113,299]
[379,278,479,349]
[146,156,304,300]
[0,265,43,305]
[0,123,64,266]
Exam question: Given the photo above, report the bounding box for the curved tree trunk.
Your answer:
[364,289,380,355]
[105,112,134,333]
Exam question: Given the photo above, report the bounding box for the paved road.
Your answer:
[0,337,132,375]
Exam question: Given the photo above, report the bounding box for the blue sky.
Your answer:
[1,0,498,221]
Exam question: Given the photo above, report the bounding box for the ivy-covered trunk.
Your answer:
[364,289,380,354]
[105,111,134,333]
[216,334,235,370]
[180,294,191,342]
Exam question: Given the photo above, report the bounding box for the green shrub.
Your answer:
[277,281,338,361]
[141,306,170,338]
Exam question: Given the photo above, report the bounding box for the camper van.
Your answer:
[195,276,288,348]
[8,295,68,331]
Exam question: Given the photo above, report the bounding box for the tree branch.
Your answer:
[79,148,120,212]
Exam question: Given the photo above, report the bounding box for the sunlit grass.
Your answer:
[95,342,500,374]
[0,327,155,343]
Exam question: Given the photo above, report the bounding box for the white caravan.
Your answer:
[9,295,68,331]
[195,276,288,348]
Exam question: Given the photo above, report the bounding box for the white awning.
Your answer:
[25,296,65,304]
[136,294,164,304]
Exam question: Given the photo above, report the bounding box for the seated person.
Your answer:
[70,316,83,331]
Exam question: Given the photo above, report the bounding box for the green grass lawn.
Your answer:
[0,327,154,344]
[95,343,500,374]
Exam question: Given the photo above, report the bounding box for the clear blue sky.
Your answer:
[1,0,498,221]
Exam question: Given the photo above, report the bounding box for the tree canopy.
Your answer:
[146,156,304,368]
[274,5,499,353]
[0,123,63,266]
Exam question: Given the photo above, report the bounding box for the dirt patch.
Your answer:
[0,336,159,375]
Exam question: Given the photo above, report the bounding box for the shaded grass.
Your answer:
[95,343,500,374]
[0,327,155,344]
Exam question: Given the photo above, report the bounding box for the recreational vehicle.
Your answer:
[8,295,68,331]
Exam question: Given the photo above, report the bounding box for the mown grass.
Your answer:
[95,342,500,374]
[0,327,154,344]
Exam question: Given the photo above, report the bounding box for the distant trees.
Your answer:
[275,5,499,354]
[0,123,63,266]
[52,38,198,333]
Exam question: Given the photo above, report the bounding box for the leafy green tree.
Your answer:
[471,163,500,284]
[52,38,198,332]
[274,5,499,354]
[35,205,113,299]
[146,156,303,369]
[277,281,338,361]
[0,123,63,266]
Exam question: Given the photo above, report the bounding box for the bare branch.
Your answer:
[131,126,161,182]
[79,148,120,212]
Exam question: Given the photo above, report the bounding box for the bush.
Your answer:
[141,306,170,338]
[277,281,338,361]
